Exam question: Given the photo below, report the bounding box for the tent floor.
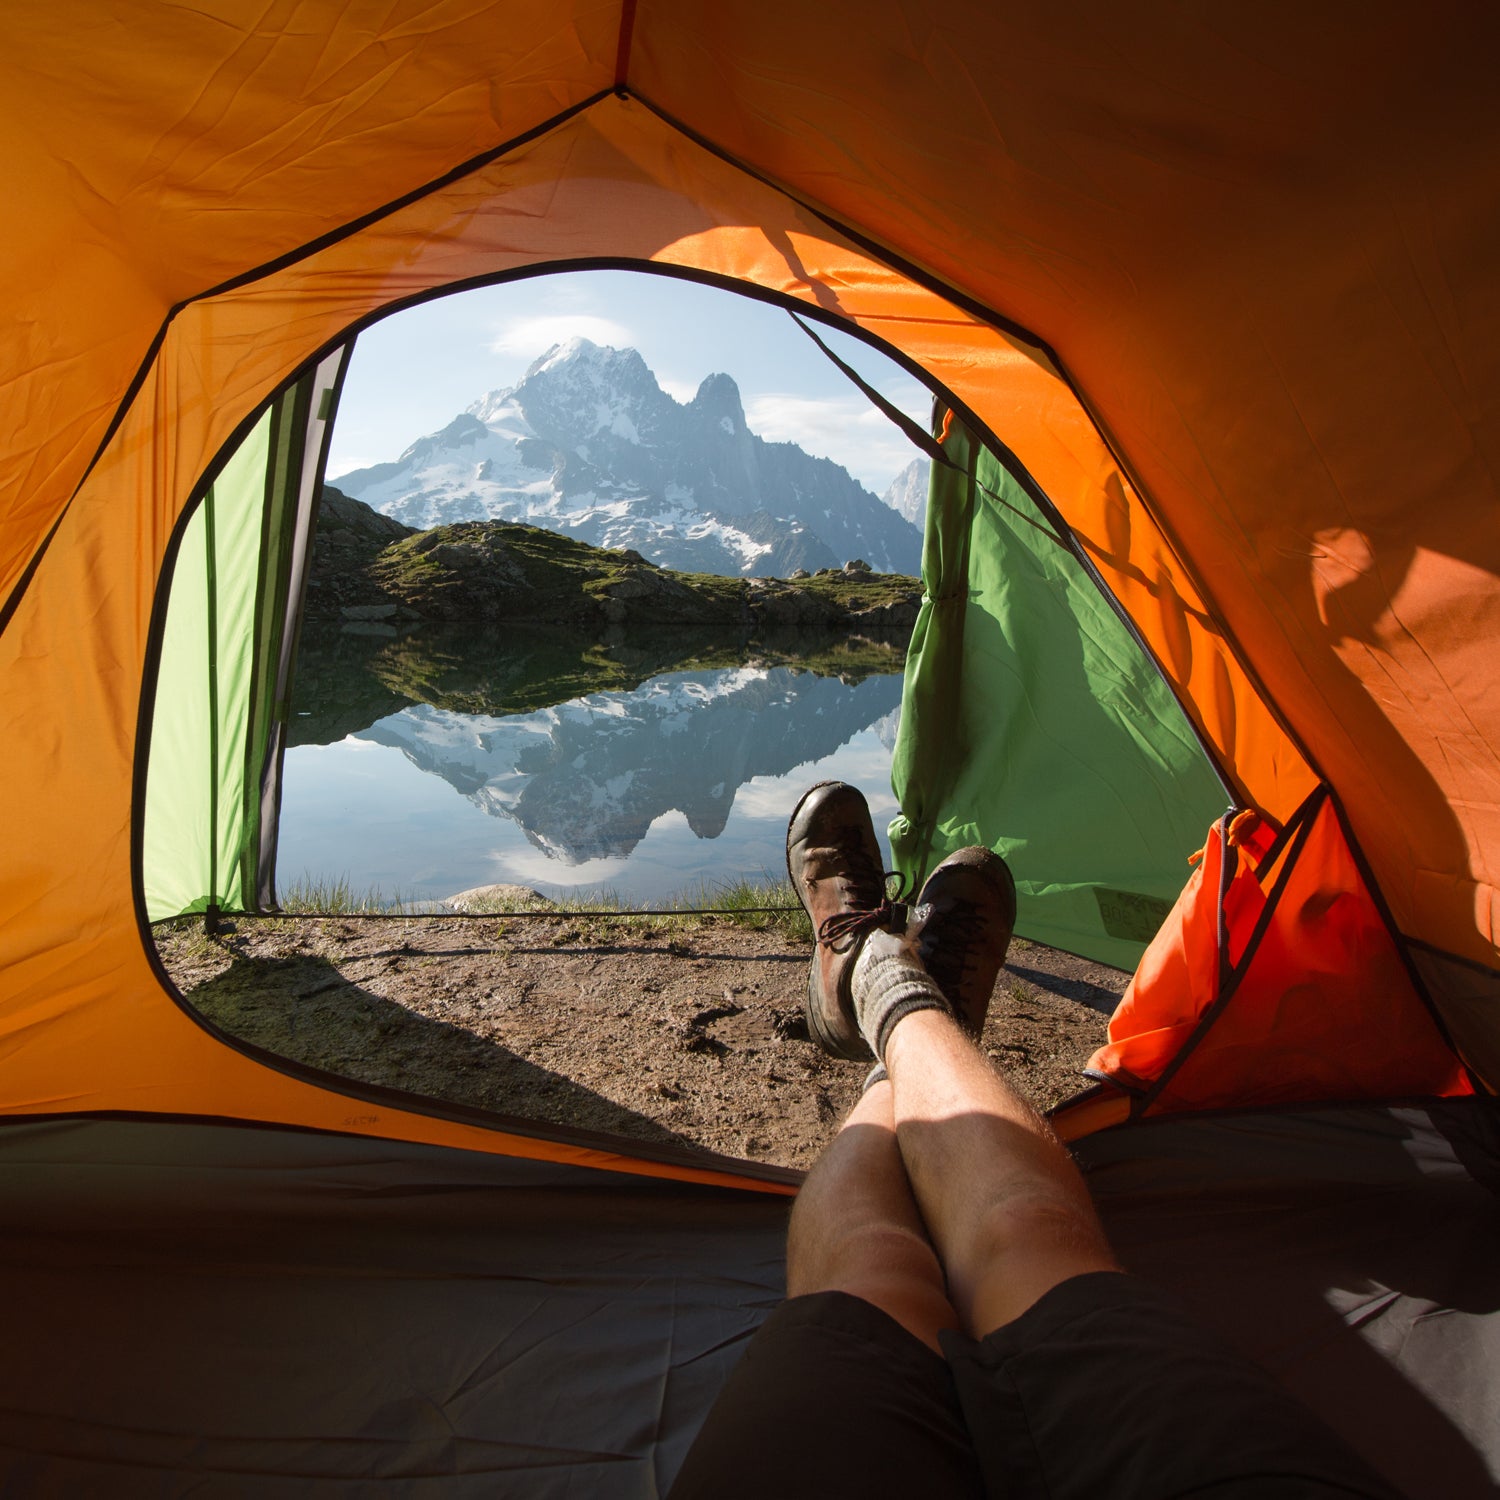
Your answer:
[1078,1098,1500,1499]
[0,1101,1494,1496]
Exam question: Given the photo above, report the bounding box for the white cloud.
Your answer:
[489,313,635,358]
[743,386,930,494]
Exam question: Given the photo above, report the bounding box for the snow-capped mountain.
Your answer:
[335,338,923,577]
[882,458,930,529]
[358,664,904,862]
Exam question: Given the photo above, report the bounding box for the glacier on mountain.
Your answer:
[334,337,923,577]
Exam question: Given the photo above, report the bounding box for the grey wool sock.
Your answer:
[851,928,953,1064]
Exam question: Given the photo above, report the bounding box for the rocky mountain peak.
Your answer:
[524,335,599,377]
[689,370,745,431]
[882,458,930,529]
[336,340,924,578]
[396,412,489,467]
[523,337,653,393]
[507,338,667,450]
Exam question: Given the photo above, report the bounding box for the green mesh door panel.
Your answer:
[890,416,1227,969]
[143,351,346,921]
[143,414,272,920]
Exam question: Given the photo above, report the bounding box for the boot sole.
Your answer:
[914,848,1017,1037]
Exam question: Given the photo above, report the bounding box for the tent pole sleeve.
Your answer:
[253,344,352,911]
[203,480,220,926]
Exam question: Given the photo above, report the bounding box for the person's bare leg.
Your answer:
[671,1077,984,1499]
[786,1076,960,1354]
[786,784,1106,1344]
[882,1003,1119,1339]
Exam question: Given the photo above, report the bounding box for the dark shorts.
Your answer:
[669,1272,1404,1499]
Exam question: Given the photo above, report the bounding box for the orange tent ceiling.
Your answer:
[2,2,1496,1123]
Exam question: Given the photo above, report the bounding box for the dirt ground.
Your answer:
[156,912,1126,1173]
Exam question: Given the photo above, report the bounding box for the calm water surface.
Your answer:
[279,630,905,905]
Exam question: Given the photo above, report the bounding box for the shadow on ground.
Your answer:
[185,951,693,1148]
[1005,961,1123,1016]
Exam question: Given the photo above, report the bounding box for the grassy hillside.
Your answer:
[305,485,921,631]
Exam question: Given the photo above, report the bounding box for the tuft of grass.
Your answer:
[545,886,680,942]
[540,887,624,914]
[672,876,811,943]
[447,886,640,915]
[439,876,809,941]
[150,914,227,958]
[277,874,412,915]
[186,871,813,941]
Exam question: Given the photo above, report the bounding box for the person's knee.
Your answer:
[961,1190,1120,1335]
[789,1218,944,1301]
[971,1188,1113,1263]
[788,1222,956,1353]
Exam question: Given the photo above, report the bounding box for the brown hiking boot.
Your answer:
[909,847,1017,1039]
[786,781,903,1060]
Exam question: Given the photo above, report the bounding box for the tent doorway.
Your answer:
[140,267,1218,1174]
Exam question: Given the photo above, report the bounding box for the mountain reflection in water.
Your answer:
[281,621,907,901]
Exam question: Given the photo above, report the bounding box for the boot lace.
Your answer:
[816,871,908,950]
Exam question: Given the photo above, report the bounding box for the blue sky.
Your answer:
[326,269,933,495]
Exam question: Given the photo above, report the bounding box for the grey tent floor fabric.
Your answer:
[1075,1100,1500,1500]
[0,1102,1494,1496]
[0,1118,792,1497]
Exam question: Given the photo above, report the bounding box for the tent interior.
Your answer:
[2,3,1498,1493]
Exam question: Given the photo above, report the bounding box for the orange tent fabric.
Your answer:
[1087,793,1474,1113]
[1,3,1495,1160]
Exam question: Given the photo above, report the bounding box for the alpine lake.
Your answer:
[279,616,908,908]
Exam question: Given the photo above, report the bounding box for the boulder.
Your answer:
[443,883,550,913]
[752,587,843,627]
